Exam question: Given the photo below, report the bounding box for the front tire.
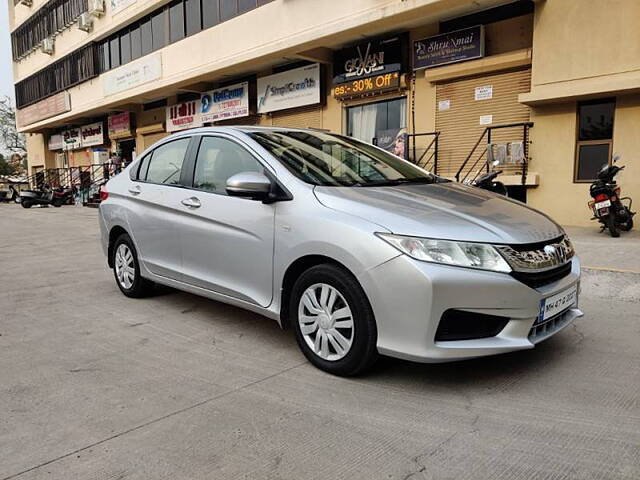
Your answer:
[111,233,154,298]
[290,264,378,376]
[21,200,32,208]
[619,208,634,232]
[606,215,620,237]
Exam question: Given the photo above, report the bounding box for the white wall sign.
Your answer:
[111,0,136,15]
[475,85,493,101]
[438,100,451,111]
[166,101,203,132]
[103,53,162,97]
[80,122,104,147]
[62,128,82,151]
[479,114,493,125]
[48,134,63,151]
[201,82,249,123]
[257,63,321,114]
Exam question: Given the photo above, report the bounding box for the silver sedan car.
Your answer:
[99,127,582,376]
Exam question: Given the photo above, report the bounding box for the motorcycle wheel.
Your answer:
[21,200,32,209]
[619,208,634,232]
[52,199,62,207]
[606,215,620,237]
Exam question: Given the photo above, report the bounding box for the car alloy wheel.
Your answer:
[114,243,135,289]
[297,283,354,361]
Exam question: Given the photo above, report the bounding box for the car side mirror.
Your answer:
[226,171,272,200]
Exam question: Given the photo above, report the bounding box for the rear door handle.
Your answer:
[181,197,201,208]
[128,185,141,195]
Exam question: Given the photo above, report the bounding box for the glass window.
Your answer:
[347,98,407,158]
[202,0,219,28]
[145,138,191,185]
[120,31,131,65]
[141,18,153,56]
[575,99,615,182]
[220,0,237,21]
[152,10,167,51]
[185,0,202,35]
[193,136,264,194]
[130,25,142,60]
[248,130,435,187]
[109,37,120,69]
[238,0,255,13]
[100,41,110,71]
[169,1,185,43]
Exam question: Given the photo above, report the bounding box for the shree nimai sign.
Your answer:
[413,25,484,70]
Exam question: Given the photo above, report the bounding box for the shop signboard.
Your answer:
[333,72,401,100]
[48,134,63,151]
[413,25,484,70]
[257,64,321,114]
[201,82,249,123]
[16,92,71,128]
[62,128,82,151]
[81,122,105,147]
[104,53,162,96]
[108,112,133,138]
[166,101,203,132]
[333,35,406,85]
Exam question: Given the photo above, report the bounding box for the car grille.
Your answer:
[528,308,574,343]
[510,262,572,288]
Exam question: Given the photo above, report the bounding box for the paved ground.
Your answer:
[0,204,638,480]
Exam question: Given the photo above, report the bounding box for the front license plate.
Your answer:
[536,285,578,325]
[595,200,611,209]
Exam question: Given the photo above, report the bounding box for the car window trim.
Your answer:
[133,136,195,188]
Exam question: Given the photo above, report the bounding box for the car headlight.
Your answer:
[376,233,512,273]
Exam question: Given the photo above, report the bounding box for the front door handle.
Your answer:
[128,185,141,195]
[181,197,201,208]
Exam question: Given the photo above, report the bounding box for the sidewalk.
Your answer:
[564,225,640,273]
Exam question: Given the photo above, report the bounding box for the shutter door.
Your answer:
[142,132,169,151]
[214,115,260,126]
[270,105,322,129]
[435,68,531,178]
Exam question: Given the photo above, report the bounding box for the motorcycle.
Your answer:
[588,154,635,237]
[20,184,75,209]
[472,169,508,196]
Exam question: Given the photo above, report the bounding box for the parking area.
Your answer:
[0,204,639,480]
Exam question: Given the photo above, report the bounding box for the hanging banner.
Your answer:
[257,63,321,114]
[166,101,203,132]
[108,112,134,138]
[333,35,406,85]
[201,82,249,123]
[80,122,104,147]
[413,25,484,70]
[62,128,82,151]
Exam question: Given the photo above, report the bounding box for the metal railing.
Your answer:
[455,122,533,184]
[406,131,440,174]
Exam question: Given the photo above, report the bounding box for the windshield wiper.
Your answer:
[357,177,433,187]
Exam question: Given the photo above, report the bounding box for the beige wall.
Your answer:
[25,133,56,172]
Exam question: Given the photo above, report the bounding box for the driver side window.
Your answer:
[193,136,263,195]
[143,138,191,185]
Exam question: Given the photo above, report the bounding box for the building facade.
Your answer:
[8,0,640,226]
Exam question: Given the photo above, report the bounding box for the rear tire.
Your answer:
[52,199,62,207]
[111,233,155,298]
[290,264,378,376]
[21,200,32,208]
[619,208,634,232]
[606,215,620,237]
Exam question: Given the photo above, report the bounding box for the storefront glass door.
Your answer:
[347,97,406,157]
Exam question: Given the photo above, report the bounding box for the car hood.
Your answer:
[314,182,564,245]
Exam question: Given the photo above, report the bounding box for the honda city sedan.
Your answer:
[99,127,582,376]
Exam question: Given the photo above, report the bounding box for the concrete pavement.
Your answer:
[0,204,638,480]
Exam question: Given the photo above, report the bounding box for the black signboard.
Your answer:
[413,25,484,70]
[333,35,406,85]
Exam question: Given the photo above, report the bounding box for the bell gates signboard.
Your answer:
[201,82,249,123]
[413,26,484,70]
[333,35,406,85]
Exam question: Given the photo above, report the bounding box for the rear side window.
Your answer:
[193,137,263,195]
[143,138,191,185]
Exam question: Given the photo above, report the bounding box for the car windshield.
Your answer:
[247,130,438,187]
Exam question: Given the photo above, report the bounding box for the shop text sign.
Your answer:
[333,35,406,85]
[104,53,162,96]
[16,92,71,127]
[201,82,249,123]
[48,134,63,151]
[257,63,321,114]
[81,122,104,147]
[108,112,133,137]
[166,101,203,132]
[413,25,484,70]
[63,128,82,151]
[333,72,400,100]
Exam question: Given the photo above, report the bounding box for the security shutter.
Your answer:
[142,132,169,151]
[214,115,261,126]
[270,105,322,129]
[435,68,531,178]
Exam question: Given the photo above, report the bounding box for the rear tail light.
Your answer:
[99,185,109,201]
[594,194,608,202]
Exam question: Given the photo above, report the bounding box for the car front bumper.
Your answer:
[359,254,582,363]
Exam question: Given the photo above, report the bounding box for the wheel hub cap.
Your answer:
[114,244,135,290]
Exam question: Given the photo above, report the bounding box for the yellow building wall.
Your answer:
[25,133,56,172]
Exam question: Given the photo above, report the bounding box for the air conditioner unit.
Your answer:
[88,0,105,17]
[41,37,54,55]
[19,0,33,6]
[78,13,93,32]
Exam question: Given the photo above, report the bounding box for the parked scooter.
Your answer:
[20,184,75,209]
[588,154,634,237]
[468,160,508,196]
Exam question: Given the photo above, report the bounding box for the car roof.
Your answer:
[171,126,334,136]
